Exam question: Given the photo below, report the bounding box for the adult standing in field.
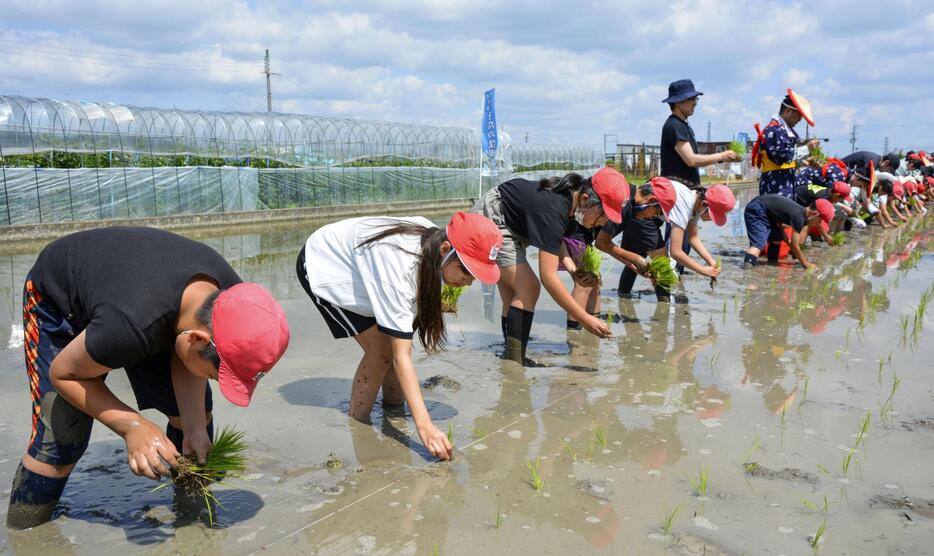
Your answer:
[472,169,629,363]
[660,79,739,273]
[752,89,819,197]
[297,212,503,461]
[660,79,740,187]
[7,227,290,529]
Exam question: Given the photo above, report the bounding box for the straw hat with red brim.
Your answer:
[590,167,630,224]
[649,177,677,221]
[447,211,503,285]
[705,184,735,226]
[214,283,290,407]
[786,88,814,126]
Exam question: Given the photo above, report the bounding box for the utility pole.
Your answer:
[706,121,711,143]
[849,124,858,154]
[883,136,889,154]
[524,132,528,144]
[263,49,280,112]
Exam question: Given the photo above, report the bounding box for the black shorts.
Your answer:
[296,247,377,339]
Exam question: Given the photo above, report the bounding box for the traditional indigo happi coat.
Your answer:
[757,116,798,197]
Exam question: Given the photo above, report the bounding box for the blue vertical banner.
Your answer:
[481,88,498,176]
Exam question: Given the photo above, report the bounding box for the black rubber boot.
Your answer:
[505,306,534,364]
[6,463,68,529]
[766,242,781,263]
[742,253,758,269]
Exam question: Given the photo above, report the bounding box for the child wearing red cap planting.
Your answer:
[472,169,628,363]
[7,227,289,529]
[793,181,853,243]
[741,195,832,270]
[297,212,502,460]
[595,178,734,297]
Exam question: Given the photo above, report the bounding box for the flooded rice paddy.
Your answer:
[1,186,933,554]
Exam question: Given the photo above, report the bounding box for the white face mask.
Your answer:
[574,206,588,225]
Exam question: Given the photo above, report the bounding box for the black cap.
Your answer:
[882,153,900,171]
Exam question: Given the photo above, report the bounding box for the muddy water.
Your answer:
[1,188,933,555]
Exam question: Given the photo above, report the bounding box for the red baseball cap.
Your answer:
[893,181,906,200]
[447,211,503,285]
[705,184,735,226]
[213,283,290,407]
[906,181,917,195]
[926,176,934,188]
[591,167,630,224]
[831,181,852,202]
[920,151,929,158]
[814,198,834,225]
[919,181,928,193]
[649,176,677,221]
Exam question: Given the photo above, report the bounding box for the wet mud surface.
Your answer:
[1,187,933,554]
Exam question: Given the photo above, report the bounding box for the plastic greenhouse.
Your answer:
[0,95,602,225]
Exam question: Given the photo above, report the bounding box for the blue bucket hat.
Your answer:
[662,79,703,104]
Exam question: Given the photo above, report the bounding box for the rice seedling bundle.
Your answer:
[647,256,679,292]
[441,285,466,314]
[809,146,828,164]
[831,232,845,246]
[728,140,747,156]
[574,246,603,285]
[153,425,248,526]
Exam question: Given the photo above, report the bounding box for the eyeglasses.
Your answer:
[633,202,659,211]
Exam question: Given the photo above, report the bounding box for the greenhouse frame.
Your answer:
[0,95,602,226]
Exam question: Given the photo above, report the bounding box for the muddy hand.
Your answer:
[701,265,721,278]
[584,314,611,338]
[418,423,453,460]
[182,428,213,465]
[124,419,180,480]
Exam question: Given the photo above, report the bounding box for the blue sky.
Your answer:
[1,0,932,156]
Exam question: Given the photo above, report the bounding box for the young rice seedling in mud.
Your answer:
[447,421,454,446]
[526,458,544,493]
[741,433,763,464]
[661,504,682,535]
[816,464,832,476]
[152,425,248,527]
[840,449,855,478]
[495,507,503,529]
[810,520,827,549]
[688,465,709,497]
[472,427,489,439]
[561,439,579,462]
[854,410,871,450]
[802,493,831,514]
[592,424,608,448]
[879,371,901,423]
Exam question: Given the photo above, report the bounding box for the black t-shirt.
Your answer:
[758,194,807,231]
[792,185,829,207]
[30,227,242,369]
[497,179,573,255]
[660,114,700,186]
[841,151,881,171]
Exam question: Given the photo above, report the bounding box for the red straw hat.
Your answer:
[814,198,834,225]
[214,283,290,407]
[705,184,735,226]
[447,211,503,285]
[649,177,677,221]
[591,167,630,224]
[786,88,815,126]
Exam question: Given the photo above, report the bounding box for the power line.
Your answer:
[0,44,261,72]
[0,38,251,68]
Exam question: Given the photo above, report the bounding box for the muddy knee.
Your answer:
[6,461,70,529]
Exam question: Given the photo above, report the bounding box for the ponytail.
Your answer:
[539,172,585,194]
[358,221,447,352]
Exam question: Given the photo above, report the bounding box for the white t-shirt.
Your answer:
[667,179,698,230]
[303,216,435,337]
